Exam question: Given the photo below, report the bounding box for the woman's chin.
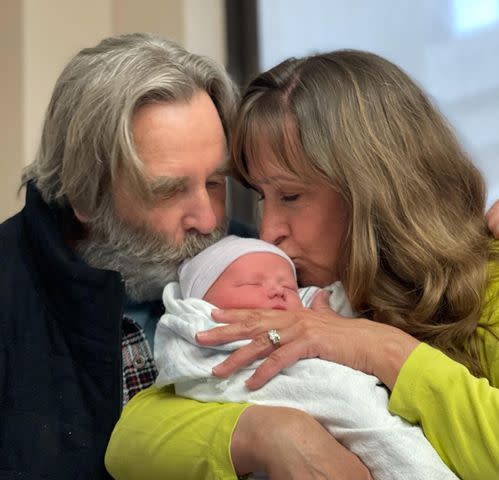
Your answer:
[297,268,335,288]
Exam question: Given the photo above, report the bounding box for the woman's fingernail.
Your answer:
[196,331,208,341]
[211,309,224,318]
[212,365,226,377]
[244,377,256,390]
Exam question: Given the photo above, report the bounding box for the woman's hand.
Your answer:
[486,200,499,238]
[232,405,372,480]
[196,293,420,390]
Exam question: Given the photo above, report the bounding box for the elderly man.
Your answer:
[1,33,375,480]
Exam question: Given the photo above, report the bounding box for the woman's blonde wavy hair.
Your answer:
[232,50,497,376]
[22,33,237,222]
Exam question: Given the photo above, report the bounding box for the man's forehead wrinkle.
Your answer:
[133,132,228,180]
[135,144,228,175]
[134,121,227,148]
[142,140,226,156]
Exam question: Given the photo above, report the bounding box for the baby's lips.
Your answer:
[271,304,286,310]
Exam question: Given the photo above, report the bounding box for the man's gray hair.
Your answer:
[22,32,238,220]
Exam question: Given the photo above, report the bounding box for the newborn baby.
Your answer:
[154,236,457,480]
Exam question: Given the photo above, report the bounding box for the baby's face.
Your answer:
[203,252,302,311]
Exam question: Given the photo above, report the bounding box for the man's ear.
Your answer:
[73,208,90,224]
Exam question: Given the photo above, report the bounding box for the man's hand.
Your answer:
[486,200,499,239]
[231,405,372,480]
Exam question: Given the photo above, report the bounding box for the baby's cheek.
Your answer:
[288,294,304,310]
[203,288,230,309]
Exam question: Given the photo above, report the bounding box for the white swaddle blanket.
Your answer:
[155,282,457,480]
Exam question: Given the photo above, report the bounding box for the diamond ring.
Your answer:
[267,329,281,347]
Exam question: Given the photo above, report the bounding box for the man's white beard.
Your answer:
[76,204,228,302]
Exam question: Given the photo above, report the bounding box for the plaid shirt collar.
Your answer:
[122,317,158,405]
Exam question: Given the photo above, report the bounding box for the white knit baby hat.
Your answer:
[178,235,296,299]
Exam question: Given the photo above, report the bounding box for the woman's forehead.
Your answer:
[247,149,290,177]
[245,136,310,183]
[247,163,302,187]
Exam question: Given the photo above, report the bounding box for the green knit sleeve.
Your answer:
[105,386,252,480]
[389,342,499,479]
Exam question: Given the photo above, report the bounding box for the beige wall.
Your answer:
[1,0,24,217]
[23,0,114,185]
[0,0,226,221]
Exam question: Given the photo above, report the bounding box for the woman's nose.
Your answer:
[259,203,289,247]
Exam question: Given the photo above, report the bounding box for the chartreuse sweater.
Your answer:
[106,250,499,480]
[105,384,250,479]
[389,253,499,479]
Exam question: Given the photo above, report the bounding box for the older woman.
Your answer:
[196,50,499,479]
[106,51,499,480]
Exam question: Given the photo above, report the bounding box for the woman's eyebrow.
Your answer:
[251,175,306,186]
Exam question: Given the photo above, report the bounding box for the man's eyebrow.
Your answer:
[212,161,230,176]
[149,176,188,198]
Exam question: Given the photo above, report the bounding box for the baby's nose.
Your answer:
[268,283,285,298]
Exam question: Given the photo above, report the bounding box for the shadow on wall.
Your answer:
[227,178,259,229]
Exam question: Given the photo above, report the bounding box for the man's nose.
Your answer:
[183,188,218,234]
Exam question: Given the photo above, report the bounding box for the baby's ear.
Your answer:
[311,289,331,311]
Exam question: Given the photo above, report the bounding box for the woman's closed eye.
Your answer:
[281,194,300,203]
[250,179,302,202]
[255,192,300,203]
